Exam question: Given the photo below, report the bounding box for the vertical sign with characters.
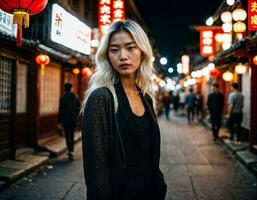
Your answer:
[248,0,257,31]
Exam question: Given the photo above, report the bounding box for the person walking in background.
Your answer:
[58,83,81,160]
[161,91,172,120]
[179,89,186,116]
[195,91,204,122]
[81,20,166,200]
[173,92,180,115]
[185,88,195,123]
[228,83,244,143]
[207,83,225,141]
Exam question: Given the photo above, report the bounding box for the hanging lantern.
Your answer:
[253,55,257,65]
[233,21,246,33]
[222,71,233,81]
[72,68,80,75]
[222,23,232,33]
[0,0,48,46]
[221,11,232,23]
[35,54,50,71]
[235,63,247,74]
[232,8,247,21]
[81,67,93,78]
[210,68,220,78]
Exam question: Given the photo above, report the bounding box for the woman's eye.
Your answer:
[110,49,118,53]
[128,46,136,51]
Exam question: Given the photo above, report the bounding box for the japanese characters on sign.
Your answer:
[98,0,112,36]
[51,4,91,55]
[98,0,125,37]
[248,0,257,31]
[112,0,125,22]
[0,9,16,36]
[200,29,215,57]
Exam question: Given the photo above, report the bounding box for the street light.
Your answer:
[160,57,167,65]
[206,17,214,26]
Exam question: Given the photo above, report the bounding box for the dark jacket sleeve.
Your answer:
[82,88,113,200]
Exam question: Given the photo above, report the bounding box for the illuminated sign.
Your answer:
[200,29,214,57]
[51,4,91,55]
[98,0,125,37]
[112,0,125,22]
[248,0,257,31]
[0,9,16,36]
[181,55,190,74]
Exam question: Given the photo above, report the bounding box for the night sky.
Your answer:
[134,0,223,67]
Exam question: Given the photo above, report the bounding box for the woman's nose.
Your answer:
[120,49,128,60]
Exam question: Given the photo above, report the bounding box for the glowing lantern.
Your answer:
[235,63,246,74]
[221,11,232,23]
[222,71,233,81]
[233,21,246,33]
[210,68,220,78]
[253,55,257,65]
[72,68,80,75]
[35,54,50,70]
[232,8,247,21]
[81,67,92,78]
[0,0,48,46]
[222,23,232,32]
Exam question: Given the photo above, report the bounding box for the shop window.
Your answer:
[0,57,12,114]
[39,66,61,115]
[16,63,28,113]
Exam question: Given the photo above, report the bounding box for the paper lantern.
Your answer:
[210,68,220,78]
[232,8,247,21]
[35,54,50,70]
[72,68,80,75]
[253,55,257,65]
[81,67,93,78]
[235,63,246,74]
[0,0,48,46]
[233,21,246,33]
[221,11,232,23]
[222,71,233,81]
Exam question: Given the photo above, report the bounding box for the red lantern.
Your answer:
[81,67,92,78]
[210,68,220,78]
[0,0,48,46]
[35,54,50,70]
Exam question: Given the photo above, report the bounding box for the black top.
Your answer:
[207,92,225,115]
[82,82,167,200]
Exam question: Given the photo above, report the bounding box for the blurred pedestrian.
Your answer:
[58,83,81,160]
[195,91,204,122]
[81,20,167,200]
[228,83,244,143]
[179,89,186,115]
[207,83,225,141]
[161,91,172,120]
[185,88,196,123]
[173,92,180,115]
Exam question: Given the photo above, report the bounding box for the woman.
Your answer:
[82,20,167,200]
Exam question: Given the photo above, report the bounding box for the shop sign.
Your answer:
[98,0,112,36]
[0,9,16,36]
[181,55,190,74]
[51,4,91,55]
[248,0,257,31]
[200,29,214,57]
[112,0,125,22]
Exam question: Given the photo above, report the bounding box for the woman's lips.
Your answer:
[119,64,131,69]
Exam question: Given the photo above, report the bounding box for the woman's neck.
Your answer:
[120,76,137,92]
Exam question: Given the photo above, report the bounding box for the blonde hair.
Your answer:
[81,19,156,112]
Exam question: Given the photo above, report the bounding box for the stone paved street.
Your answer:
[0,115,256,200]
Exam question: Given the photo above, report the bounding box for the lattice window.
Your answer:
[39,66,61,115]
[0,57,12,114]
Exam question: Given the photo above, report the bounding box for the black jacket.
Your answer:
[82,82,166,200]
[207,92,225,116]
[58,92,81,126]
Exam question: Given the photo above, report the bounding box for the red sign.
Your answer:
[98,0,112,36]
[112,0,125,22]
[248,0,257,31]
[200,29,215,57]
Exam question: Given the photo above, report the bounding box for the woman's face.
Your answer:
[108,30,142,78]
